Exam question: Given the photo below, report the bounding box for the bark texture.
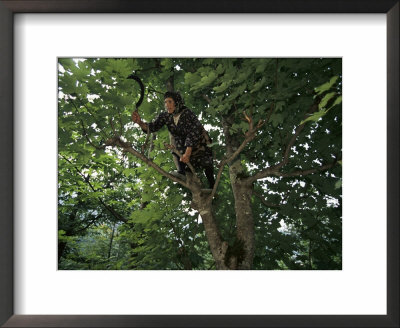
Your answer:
[229,162,254,269]
[222,116,255,269]
[188,173,229,270]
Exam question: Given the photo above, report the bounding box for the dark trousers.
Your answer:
[172,153,215,189]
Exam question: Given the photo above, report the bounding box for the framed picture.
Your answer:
[1,1,398,327]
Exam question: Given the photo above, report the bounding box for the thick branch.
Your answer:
[279,162,337,178]
[106,136,194,190]
[247,160,338,183]
[209,113,265,200]
[253,191,280,209]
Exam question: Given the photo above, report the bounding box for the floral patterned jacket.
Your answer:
[144,107,212,161]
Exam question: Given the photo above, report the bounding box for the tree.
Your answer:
[58,58,342,270]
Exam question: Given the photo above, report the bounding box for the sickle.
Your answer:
[127,73,144,111]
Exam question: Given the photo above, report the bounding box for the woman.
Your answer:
[132,91,215,189]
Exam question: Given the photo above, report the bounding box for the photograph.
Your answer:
[1,0,397,325]
[58,57,342,270]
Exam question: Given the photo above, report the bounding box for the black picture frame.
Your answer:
[0,1,398,327]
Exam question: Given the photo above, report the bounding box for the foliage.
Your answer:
[58,58,342,270]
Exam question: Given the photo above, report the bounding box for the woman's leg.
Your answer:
[191,153,215,189]
[172,152,186,174]
[204,165,215,189]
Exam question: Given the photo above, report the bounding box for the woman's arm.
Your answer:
[132,110,167,133]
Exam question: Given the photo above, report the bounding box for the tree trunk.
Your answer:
[188,173,229,270]
[222,116,255,269]
[228,161,255,269]
[195,196,229,270]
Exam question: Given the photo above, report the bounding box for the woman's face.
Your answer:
[164,97,176,114]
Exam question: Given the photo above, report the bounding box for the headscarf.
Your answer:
[164,91,186,115]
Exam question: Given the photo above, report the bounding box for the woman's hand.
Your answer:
[180,153,191,163]
[132,111,141,124]
[180,147,192,163]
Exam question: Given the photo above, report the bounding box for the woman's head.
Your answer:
[164,91,185,114]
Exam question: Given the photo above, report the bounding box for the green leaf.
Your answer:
[255,60,268,73]
[270,113,284,127]
[213,82,230,93]
[250,77,266,93]
[275,101,285,112]
[105,59,130,76]
[315,76,339,95]
[319,92,336,109]
[198,71,217,87]
[123,168,136,177]
[216,64,225,75]
[185,72,201,85]
[334,180,342,189]
[300,109,327,125]
[329,95,342,109]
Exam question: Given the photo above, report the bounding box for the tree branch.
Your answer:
[253,191,281,209]
[74,213,103,234]
[247,160,339,183]
[141,129,152,155]
[274,100,320,171]
[105,136,194,191]
[59,154,128,223]
[246,97,322,183]
[147,86,164,95]
[80,120,106,150]
[209,112,265,200]
[73,96,109,140]
[202,94,212,104]
[109,117,119,137]
[279,162,338,178]
[265,102,275,125]
[118,110,124,136]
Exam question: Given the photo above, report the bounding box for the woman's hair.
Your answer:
[164,91,185,114]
